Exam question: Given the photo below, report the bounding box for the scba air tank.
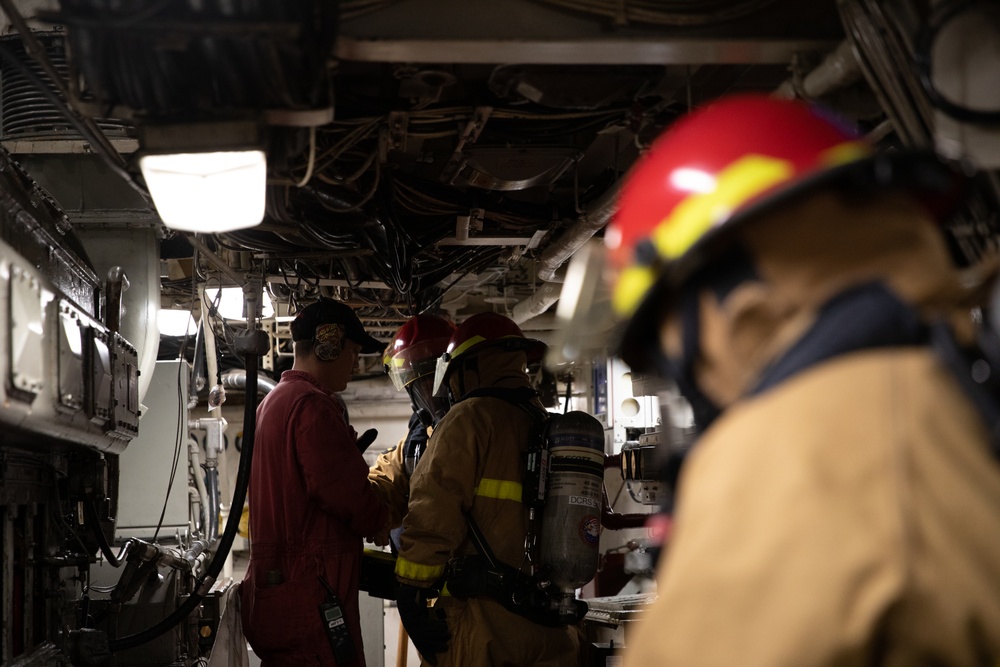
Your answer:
[540,411,605,596]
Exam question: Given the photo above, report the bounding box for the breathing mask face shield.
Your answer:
[546,239,617,372]
[407,375,449,426]
[387,346,440,392]
[432,351,453,398]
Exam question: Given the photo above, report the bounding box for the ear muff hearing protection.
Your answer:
[314,322,345,362]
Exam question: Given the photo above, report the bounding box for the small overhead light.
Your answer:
[157,309,197,337]
[204,287,274,321]
[138,120,267,233]
[140,150,267,233]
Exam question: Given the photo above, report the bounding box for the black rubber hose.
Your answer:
[84,499,130,568]
[205,467,220,544]
[189,320,206,400]
[108,353,258,651]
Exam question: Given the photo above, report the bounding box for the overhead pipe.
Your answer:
[536,185,620,284]
[188,234,246,286]
[772,40,862,100]
[511,184,620,324]
[221,368,278,395]
[510,283,563,325]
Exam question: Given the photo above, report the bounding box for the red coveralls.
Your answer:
[241,370,388,666]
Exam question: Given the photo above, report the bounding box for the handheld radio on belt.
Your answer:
[318,576,357,664]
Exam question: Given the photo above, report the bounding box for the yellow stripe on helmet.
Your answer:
[820,141,871,167]
[449,333,525,361]
[612,154,799,316]
[651,154,795,262]
[448,334,487,359]
[612,265,657,316]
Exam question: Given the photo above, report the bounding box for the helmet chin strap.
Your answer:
[654,243,758,432]
[657,288,721,433]
[447,356,481,406]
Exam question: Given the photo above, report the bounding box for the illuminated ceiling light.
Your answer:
[205,287,274,321]
[137,121,267,233]
[139,150,267,233]
[157,309,198,337]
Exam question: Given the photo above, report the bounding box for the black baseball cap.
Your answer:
[290,298,384,354]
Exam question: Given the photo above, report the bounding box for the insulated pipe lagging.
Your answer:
[535,185,620,284]
[510,184,620,324]
[511,283,563,325]
[221,368,277,395]
[773,40,861,100]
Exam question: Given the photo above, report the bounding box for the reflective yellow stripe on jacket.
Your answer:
[474,477,522,502]
[395,555,446,583]
[395,478,521,584]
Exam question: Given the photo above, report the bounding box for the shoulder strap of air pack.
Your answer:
[455,384,551,506]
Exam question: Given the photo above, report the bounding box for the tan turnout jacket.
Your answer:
[625,192,1000,666]
[396,349,579,667]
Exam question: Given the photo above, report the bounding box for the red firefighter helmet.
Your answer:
[432,313,546,395]
[607,94,968,370]
[383,315,456,391]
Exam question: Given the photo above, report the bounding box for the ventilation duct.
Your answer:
[0,33,133,149]
[0,32,157,402]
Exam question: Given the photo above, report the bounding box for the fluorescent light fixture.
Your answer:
[205,287,274,321]
[139,150,267,232]
[157,309,197,337]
